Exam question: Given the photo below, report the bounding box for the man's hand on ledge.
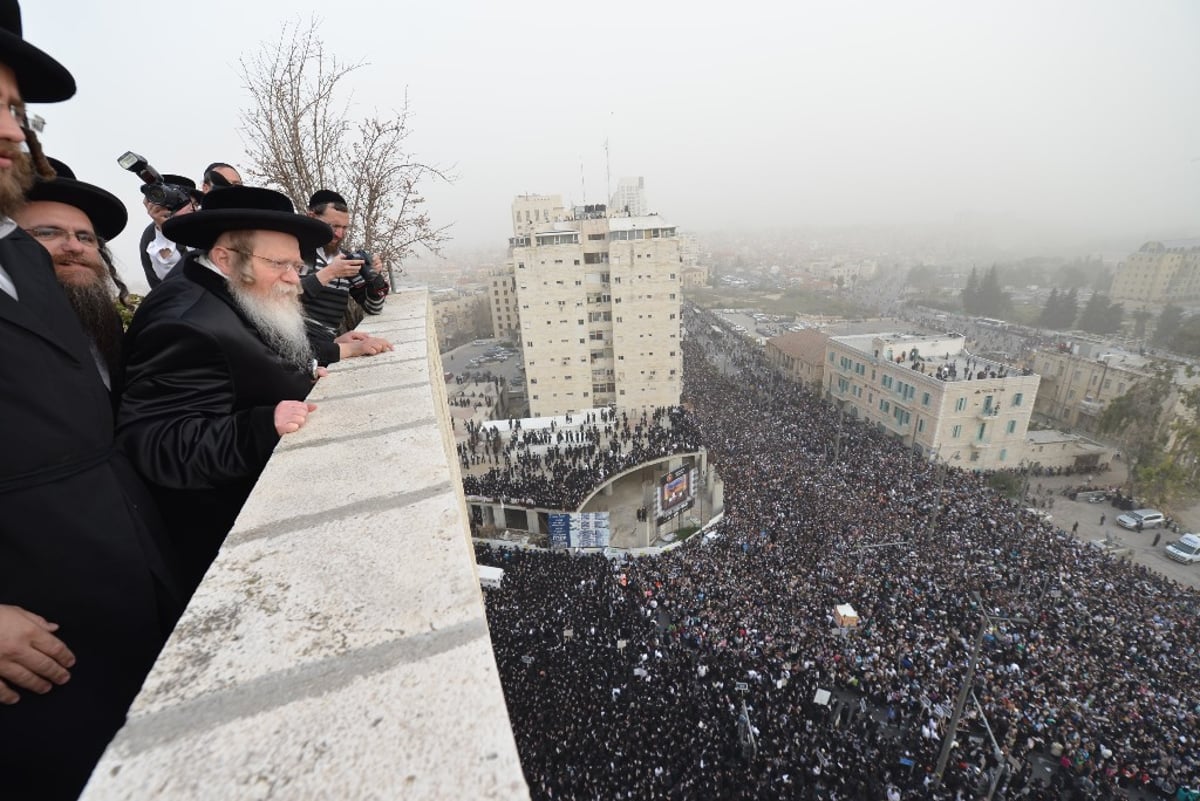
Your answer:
[274,401,318,436]
[0,604,75,704]
[335,331,393,359]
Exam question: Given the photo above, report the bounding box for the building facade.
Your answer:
[610,176,646,217]
[488,267,520,341]
[1029,346,1151,432]
[509,200,682,417]
[1110,239,1200,308]
[825,333,1040,469]
[765,330,829,389]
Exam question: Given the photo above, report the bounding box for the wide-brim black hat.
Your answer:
[0,1,74,102]
[25,157,127,240]
[164,186,333,252]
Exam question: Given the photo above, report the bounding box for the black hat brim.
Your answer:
[26,177,127,240]
[164,209,333,253]
[0,28,74,103]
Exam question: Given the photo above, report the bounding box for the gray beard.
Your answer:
[227,280,313,370]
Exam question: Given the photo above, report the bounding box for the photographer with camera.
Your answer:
[119,151,200,290]
[301,189,392,364]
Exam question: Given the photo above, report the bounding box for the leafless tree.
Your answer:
[237,17,452,275]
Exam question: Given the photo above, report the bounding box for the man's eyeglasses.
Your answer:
[6,104,45,133]
[227,249,305,275]
[24,226,99,248]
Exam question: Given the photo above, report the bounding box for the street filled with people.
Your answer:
[461,406,702,510]
[477,306,1200,800]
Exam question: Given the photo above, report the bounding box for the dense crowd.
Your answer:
[476,306,1199,800]
[461,406,701,510]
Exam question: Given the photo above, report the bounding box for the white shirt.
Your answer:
[146,227,183,281]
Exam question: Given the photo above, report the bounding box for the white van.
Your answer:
[1165,533,1200,565]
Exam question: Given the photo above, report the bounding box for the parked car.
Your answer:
[1165,533,1200,565]
[1116,509,1165,530]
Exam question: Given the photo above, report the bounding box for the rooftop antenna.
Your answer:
[580,157,586,206]
[605,137,611,210]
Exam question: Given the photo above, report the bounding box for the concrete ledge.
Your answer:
[83,289,529,801]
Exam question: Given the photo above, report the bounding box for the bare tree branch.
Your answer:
[237,16,453,271]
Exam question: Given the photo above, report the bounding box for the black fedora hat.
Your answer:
[26,157,127,240]
[164,186,333,252]
[0,1,74,102]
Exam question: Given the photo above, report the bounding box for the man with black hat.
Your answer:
[118,186,335,597]
[301,188,391,363]
[15,157,130,394]
[0,2,181,797]
[137,171,198,290]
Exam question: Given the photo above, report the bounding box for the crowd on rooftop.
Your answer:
[476,306,1200,800]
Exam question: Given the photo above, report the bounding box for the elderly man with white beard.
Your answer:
[118,186,340,599]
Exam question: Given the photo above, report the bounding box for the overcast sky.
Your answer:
[22,0,1200,287]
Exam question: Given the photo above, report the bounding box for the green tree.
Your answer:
[1131,309,1152,340]
[976,265,1012,318]
[1078,293,1122,335]
[1097,367,1194,507]
[1171,314,1200,358]
[1153,304,1184,346]
[961,267,979,314]
[1037,289,1060,328]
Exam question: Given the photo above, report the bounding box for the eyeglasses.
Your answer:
[5,104,44,133]
[227,249,305,275]
[24,226,99,248]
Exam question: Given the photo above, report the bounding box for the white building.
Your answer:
[508,198,682,417]
[610,176,647,217]
[825,332,1041,469]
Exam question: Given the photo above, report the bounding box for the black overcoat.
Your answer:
[0,228,179,799]
[118,253,317,597]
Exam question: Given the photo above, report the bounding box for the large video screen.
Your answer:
[657,466,695,519]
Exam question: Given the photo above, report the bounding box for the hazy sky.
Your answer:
[21,0,1200,287]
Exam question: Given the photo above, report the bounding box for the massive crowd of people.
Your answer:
[476,306,1199,800]
[461,406,701,510]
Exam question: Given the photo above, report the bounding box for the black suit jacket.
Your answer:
[0,228,180,798]
[118,253,318,595]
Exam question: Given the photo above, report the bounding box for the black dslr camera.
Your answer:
[346,249,389,300]
[117,151,193,212]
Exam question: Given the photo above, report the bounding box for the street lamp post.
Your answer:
[933,595,1029,790]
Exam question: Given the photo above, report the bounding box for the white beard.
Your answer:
[228,279,313,369]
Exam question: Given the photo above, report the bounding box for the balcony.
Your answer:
[81,290,529,800]
[1078,398,1105,416]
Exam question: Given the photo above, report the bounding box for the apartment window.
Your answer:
[952,424,962,438]
[955,397,967,412]
[1012,392,1023,407]
[917,419,925,433]
[977,423,986,441]
[1006,420,1016,434]
[922,392,930,407]
[578,319,584,325]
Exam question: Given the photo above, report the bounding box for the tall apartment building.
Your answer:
[825,333,1040,469]
[1110,239,1200,307]
[508,199,682,417]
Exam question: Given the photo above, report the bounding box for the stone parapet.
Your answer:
[82,289,529,801]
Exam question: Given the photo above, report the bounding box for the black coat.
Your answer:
[0,229,179,799]
[118,253,317,596]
